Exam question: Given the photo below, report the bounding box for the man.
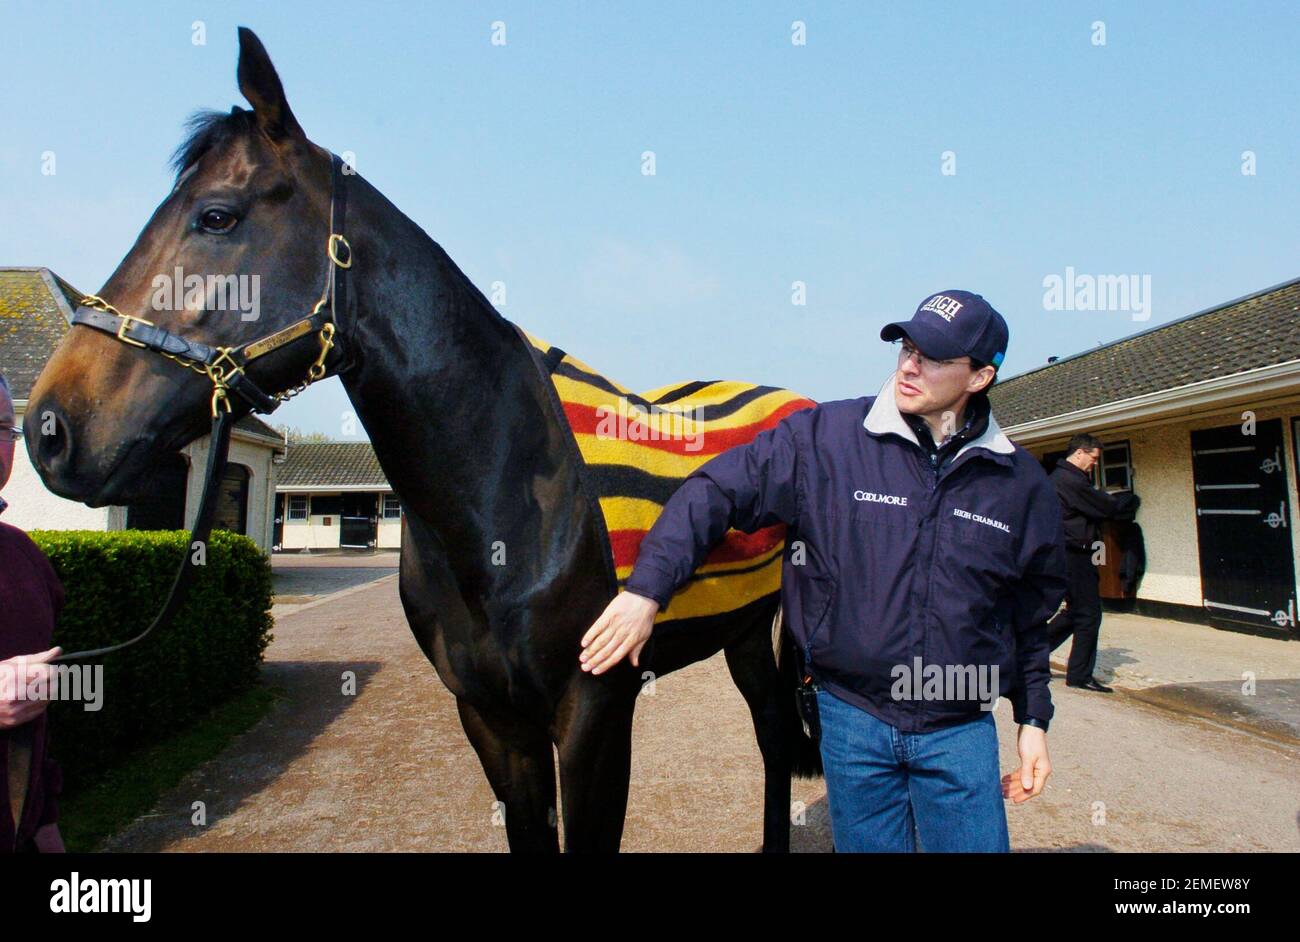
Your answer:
[1046,434,1140,693]
[579,291,1067,852]
[0,370,65,853]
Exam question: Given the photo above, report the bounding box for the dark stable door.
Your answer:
[1191,419,1296,632]
[339,493,376,548]
[273,494,285,549]
[125,453,188,531]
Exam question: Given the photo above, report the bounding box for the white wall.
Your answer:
[377,517,402,549]
[279,504,343,551]
[4,402,278,550]
[1124,423,1203,607]
[3,402,115,532]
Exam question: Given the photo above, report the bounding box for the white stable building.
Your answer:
[273,441,403,551]
[989,276,1300,637]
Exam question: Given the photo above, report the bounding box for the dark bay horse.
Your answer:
[25,28,818,852]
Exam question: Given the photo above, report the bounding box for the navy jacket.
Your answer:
[625,374,1068,732]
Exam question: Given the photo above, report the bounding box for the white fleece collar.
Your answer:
[863,372,1014,458]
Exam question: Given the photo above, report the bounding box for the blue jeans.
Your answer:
[816,686,1010,852]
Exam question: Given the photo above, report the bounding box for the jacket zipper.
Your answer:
[915,450,941,717]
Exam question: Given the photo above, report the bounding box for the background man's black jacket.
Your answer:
[1049,459,1140,552]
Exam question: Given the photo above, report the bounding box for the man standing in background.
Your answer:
[1047,434,1140,693]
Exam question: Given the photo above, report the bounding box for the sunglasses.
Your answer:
[893,339,971,371]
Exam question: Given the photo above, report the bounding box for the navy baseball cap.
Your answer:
[880,290,1009,369]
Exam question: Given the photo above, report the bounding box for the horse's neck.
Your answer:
[334,175,587,569]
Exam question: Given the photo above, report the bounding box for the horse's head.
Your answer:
[26,28,346,506]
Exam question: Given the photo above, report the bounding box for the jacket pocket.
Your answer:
[800,572,838,657]
[938,515,1017,580]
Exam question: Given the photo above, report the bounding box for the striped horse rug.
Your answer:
[518,327,816,624]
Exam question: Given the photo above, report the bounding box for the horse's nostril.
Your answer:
[27,404,73,475]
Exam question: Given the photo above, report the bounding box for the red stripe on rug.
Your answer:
[610,524,786,571]
[562,398,815,456]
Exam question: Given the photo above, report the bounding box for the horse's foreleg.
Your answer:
[555,674,637,853]
[724,617,794,853]
[456,697,560,853]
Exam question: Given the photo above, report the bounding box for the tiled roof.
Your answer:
[0,268,81,399]
[233,414,285,442]
[989,277,1300,427]
[276,442,389,488]
[0,267,282,444]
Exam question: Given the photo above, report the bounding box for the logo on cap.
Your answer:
[919,295,963,322]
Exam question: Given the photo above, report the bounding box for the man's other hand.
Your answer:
[579,592,659,675]
[1001,724,1051,803]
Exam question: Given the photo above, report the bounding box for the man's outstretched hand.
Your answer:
[579,592,659,675]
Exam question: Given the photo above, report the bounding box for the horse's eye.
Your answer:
[199,209,238,233]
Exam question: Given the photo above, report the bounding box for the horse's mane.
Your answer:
[170,107,259,178]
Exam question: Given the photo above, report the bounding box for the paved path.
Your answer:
[1056,611,1300,744]
[102,579,1300,852]
[270,550,399,616]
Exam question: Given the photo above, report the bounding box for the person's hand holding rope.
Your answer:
[0,647,61,728]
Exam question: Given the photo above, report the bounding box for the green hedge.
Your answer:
[27,529,273,786]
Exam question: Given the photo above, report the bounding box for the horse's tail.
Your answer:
[773,605,823,779]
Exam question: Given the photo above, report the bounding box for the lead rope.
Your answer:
[50,402,234,663]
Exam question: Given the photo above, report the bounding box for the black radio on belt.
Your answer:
[796,671,821,742]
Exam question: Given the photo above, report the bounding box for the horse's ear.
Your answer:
[236,27,304,143]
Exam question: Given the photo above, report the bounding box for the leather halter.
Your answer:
[70,152,354,418]
[49,152,356,665]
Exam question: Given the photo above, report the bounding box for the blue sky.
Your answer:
[2,1,1297,438]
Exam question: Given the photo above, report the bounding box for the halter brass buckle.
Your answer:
[116,312,155,349]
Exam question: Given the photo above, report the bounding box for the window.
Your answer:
[287,495,308,520]
[382,494,402,519]
[1041,442,1132,492]
[311,496,343,517]
[1099,441,1132,492]
[1040,449,1067,476]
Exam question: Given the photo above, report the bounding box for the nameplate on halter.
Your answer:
[244,319,314,360]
